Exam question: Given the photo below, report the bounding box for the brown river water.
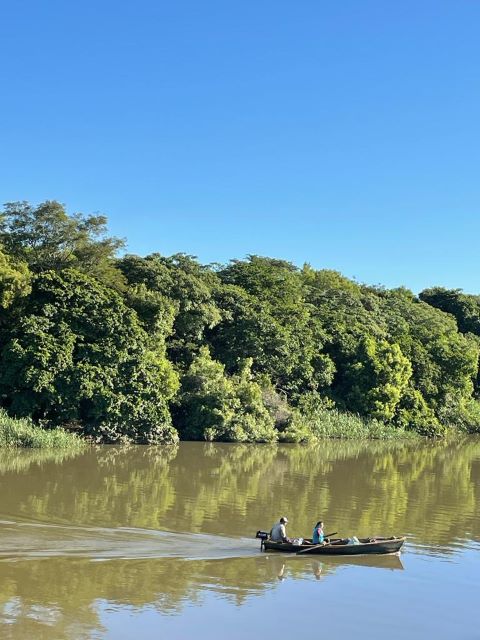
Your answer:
[0,439,479,639]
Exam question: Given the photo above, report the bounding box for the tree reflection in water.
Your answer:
[0,438,478,638]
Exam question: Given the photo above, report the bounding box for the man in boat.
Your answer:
[270,516,290,543]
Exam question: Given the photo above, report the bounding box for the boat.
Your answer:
[256,532,405,555]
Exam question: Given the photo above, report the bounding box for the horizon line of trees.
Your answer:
[1,200,480,443]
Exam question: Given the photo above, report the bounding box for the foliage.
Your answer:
[118,253,221,367]
[420,287,480,336]
[393,387,443,436]
[1,200,480,442]
[380,290,479,427]
[0,409,85,448]
[174,347,277,442]
[420,287,480,400]
[0,247,31,308]
[297,403,417,440]
[213,257,334,396]
[0,200,125,287]
[0,269,178,444]
[341,337,412,421]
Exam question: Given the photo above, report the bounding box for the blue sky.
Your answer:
[1,1,479,292]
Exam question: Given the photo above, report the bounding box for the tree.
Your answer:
[341,337,412,421]
[381,291,479,424]
[0,248,31,308]
[118,253,221,367]
[0,269,178,443]
[174,347,277,442]
[214,257,333,396]
[0,201,125,287]
[420,287,480,336]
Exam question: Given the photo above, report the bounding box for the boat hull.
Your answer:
[262,536,405,555]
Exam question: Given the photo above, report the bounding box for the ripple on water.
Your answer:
[0,520,259,561]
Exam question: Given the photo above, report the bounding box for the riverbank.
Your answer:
[0,410,86,449]
[300,407,419,440]
[0,406,418,447]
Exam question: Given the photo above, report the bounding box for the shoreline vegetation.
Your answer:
[1,201,480,447]
[0,410,84,449]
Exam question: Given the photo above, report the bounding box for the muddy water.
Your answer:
[0,440,479,639]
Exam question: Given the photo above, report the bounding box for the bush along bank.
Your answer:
[1,200,480,443]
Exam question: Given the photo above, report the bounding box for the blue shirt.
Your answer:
[312,526,324,544]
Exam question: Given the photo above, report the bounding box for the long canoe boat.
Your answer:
[259,535,405,555]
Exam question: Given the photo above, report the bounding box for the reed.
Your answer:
[304,407,418,440]
[0,410,86,449]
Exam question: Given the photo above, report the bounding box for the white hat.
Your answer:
[280,516,288,523]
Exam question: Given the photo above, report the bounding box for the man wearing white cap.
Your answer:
[270,516,290,543]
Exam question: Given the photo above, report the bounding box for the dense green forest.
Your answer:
[1,200,480,443]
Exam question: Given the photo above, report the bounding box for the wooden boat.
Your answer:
[260,536,405,555]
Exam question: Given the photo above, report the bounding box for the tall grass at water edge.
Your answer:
[0,410,86,449]
[304,408,419,440]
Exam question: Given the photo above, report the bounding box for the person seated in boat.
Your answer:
[312,520,326,545]
[270,516,290,543]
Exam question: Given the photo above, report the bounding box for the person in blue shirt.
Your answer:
[312,520,325,545]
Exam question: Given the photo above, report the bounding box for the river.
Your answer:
[0,439,479,639]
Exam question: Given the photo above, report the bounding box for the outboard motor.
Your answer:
[256,530,269,550]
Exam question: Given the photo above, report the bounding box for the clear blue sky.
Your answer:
[1,1,479,292]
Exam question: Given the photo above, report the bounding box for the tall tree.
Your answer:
[341,336,412,421]
[215,256,332,396]
[0,201,125,287]
[118,253,221,367]
[0,269,178,443]
[0,248,31,309]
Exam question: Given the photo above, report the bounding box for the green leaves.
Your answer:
[0,201,125,287]
[175,347,277,442]
[0,269,178,443]
[212,257,328,396]
[0,248,31,308]
[2,200,480,440]
[342,337,412,421]
[118,253,221,367]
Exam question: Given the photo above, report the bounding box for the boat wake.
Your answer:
[0,519,257,561]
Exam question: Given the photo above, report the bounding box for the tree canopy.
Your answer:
[1,200,480,442]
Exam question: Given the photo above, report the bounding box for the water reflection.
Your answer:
[0,439,478,638]
[262,553,404,583]
[0,553,404,638]
[1,439,478,546]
